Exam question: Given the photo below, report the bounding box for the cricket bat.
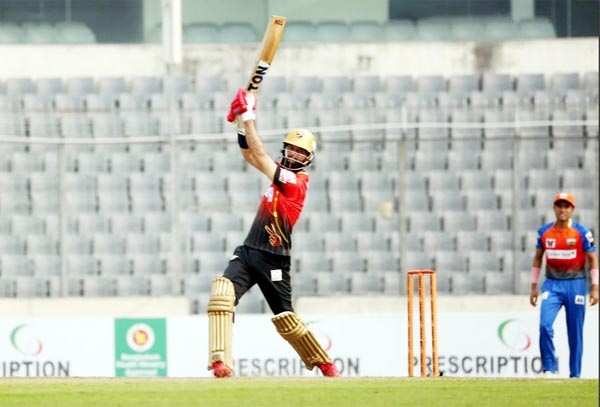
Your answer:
[244,15,287,94]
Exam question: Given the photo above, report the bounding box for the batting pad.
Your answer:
[272,311,331,370]
[207,277,235,371]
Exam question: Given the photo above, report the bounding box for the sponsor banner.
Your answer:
[0,312,597,378]
[0,319,113,377]
[115,318,167,377]
[168,312,599,379]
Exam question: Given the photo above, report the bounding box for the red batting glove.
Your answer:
[226,88,257,122]
[226,98,244,122]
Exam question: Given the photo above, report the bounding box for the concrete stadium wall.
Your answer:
[3,295,598,317]
[0,38,596,80]
[0,297,190,318]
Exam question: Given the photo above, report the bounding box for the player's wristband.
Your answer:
[237,133,249,149]
[591,268,599,285]
[531,266,541,284]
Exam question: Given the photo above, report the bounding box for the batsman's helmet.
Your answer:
[279,128,316,171]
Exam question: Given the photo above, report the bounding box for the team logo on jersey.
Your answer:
[546,238,556,248]
[566,238,576,246]
[265,224,282,247]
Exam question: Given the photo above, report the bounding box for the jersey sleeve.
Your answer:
[536,223,553,249]
[575,224,596,252]
[273,166,306,199]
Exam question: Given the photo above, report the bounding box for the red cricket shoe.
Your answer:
[211,361,233,378]
[318,362,339,377]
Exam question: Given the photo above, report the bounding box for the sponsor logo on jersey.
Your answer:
[278,168,297,184]
[546,249,576,260]
[265,186,274,202]
[566,238,576,246]
[585,231,595,246]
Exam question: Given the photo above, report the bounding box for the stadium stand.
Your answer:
[0,66,597,313]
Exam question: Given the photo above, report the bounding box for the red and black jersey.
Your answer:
[243,165,308,257]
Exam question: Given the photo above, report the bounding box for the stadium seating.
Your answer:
[0,70,597,310]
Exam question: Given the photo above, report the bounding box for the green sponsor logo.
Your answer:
[115,319,167,377]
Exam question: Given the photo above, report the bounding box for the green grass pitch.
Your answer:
[0,377,597,407]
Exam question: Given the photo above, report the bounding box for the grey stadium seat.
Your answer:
[322,230,355,253]
[350,20,384,42]
[330,251,366,273]
[464,189,499,211]
[460,169,493,190]
[526,168,560,190]
[448,74,479,94]
[355,231,392,252]
[484,273,513,294]
[549,72,580,91]
[349,272,381,294]
[430,190,465,211]
[128,253,169,275]
[467,251,501,273]
[561,168,594,190]
[442,211,477,232]
[549,147,584,170]
[381,271,402,295]
[236,288,267,313]
[353,75,381,94]
[416,75,446,93]
[518,18,556,38]
[282,21,318,42]
[481,73,513,93]
[149,274,173,296]
[315,21,352,42]
[416,18,450,41]
[450,271,484,294]
[5,78,34,95]
[407,211,441,233]
[405,251,433,271]
[340,211,375,233]
[450,109,484,145]
[383,20,417,41]
[293,231,324,252]
[329,190,362,212]
[125,233,160,254]
[296,250,331,273]
[426,171,460,191]
[422,231,456,252]
[451,19,486,41]
[366,250,400,272]
[184,23,220,43]
[55,21,96,44]
[96,76,126,95]
[382,75,414,93]
[433,251,466,273]
[65,76,95,95]
[315,272,349,295]
[456,230,489,252]
[35,77,64,95]
[516,73,546,94]
[219,22,258,42]
[489,231,514,252]
[475,210,509,231]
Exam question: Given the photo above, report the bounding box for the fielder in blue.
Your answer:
[529,192,598,378]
